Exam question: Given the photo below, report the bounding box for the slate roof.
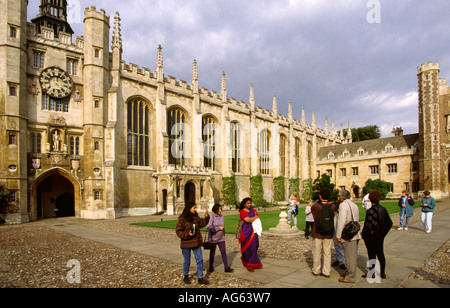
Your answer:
[317,133,420,159]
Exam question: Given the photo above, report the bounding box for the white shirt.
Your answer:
[305,206,314,222]
[362,193,372,211]
[252,218,263,237]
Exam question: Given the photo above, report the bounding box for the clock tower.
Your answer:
[31,0,74,39]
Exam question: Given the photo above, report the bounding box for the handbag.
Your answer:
[202,232,213,250]
[341,204,361,241]
[236,219,244,240]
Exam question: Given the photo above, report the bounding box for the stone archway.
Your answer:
[31,168,81,220]
[352,185,361,199]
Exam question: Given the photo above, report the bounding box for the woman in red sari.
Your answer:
[239,198,262,272]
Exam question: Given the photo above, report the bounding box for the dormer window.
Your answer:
[357,149,365,156]
[327,153,335,159]
[342,151,350,158]
[385,145,394,153]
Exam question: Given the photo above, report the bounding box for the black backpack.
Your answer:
[316,202,334,236]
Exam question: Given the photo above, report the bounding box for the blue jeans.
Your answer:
[333,232,345,265]
[182,247,204,278]
[399,207,411,228]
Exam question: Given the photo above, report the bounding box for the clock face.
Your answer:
[39,67,74,98]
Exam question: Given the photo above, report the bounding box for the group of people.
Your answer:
[175,188,437,285]
[395,189,436,233]
[175,198,262,285]
[306,188,394,283]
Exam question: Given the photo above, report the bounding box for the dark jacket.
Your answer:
[362,203,393,240]
[176,213,210,249]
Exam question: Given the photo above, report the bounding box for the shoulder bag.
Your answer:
[202,232,213,250]
[236,219,244,240]
[341,204,361,241]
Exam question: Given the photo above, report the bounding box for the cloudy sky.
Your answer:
[28,0,450,137]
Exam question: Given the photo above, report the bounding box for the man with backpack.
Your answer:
[311,188,336,278]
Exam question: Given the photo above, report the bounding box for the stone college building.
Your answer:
[1,1,449,223]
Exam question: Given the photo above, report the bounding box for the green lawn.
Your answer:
[132,201,416,234]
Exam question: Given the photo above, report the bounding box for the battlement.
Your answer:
[84,6,110,23]
[439,78,450,95]
[418,61,440,74]
[27,22,84,50]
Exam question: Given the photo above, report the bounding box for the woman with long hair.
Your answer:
[176,201,210,285]
[238,197,262,272]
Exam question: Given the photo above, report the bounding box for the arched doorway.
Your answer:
[185,182,196,205]
[352,186,360,199]
[32,168,80,220]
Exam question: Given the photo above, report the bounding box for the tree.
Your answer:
[363,179,393,200]
[344,125,381,142]
[312,174,339,202]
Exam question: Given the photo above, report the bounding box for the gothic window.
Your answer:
[42,94,69,113]
[260,129,271,175]
[295,138,301,178]
[30,132,42,154]
[33,51,45,69]
[127,98,151,167]
[280,134,287,176]
[203,115,217,170]
[167,107,186,167]
[67,58,78,76]
[230,121,241,173]
[70,136,80,156]
[307,141,313,178]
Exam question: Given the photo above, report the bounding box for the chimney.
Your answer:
[392,127,404,137]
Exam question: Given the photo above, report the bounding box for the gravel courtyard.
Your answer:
[1,201,448,288]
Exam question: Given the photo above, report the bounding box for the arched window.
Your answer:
[203,115,217,170]
[307,140,313,178]
[295,138,301,178]
[127,97,150,166]
[260,129,271,175]
[230,122,241,173]
[167,107,186,167]
[280,134,288,176]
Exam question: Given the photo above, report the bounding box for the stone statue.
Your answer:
[53,130,60,152]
